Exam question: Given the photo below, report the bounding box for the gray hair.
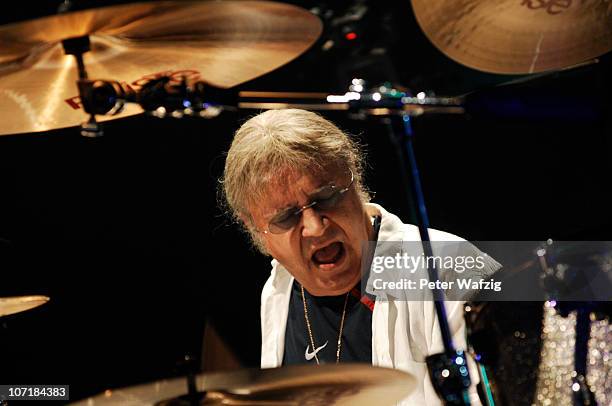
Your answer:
[220,109,370,252]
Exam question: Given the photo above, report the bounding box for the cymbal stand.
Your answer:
[174,354,204,406]
[61,35,104,137]
[345,82,472,405]
[537,246,601,405]
[58,1,107,137]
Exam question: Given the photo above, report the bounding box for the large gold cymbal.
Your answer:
[69,364,416,405]
[0,1,322,136]
[0,295,49,317]
[411,0,612,74]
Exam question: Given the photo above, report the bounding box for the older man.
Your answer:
[221,109,499,405]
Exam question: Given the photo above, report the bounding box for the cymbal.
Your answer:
[0,295,49,317]
[411,0,612,74]
[69,364,415,405]
[0,1,322,136]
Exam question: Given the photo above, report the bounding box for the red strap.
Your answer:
[350,288,375,312]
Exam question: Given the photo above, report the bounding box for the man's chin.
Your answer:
[308,267,361,296]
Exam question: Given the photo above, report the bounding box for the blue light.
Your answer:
[460,366,468,375]
[455,356,464,365]
[183,100,192,108]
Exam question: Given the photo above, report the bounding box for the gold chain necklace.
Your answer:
[300,284,350,364]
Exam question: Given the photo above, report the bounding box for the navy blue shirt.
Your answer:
[282,280,373,365]
[282,216,381,365]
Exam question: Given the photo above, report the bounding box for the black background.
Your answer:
[1,0,611,402]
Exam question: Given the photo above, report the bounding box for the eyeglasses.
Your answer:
[262,170,354,234]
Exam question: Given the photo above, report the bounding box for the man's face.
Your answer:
[248,167,373,296]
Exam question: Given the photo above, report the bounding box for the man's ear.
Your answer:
[238,211,261,237]
[238,212,254,230]
[240,213,271,256]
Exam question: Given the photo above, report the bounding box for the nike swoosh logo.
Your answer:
[305,341,328,361]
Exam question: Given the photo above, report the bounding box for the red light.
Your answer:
[345,32,357,41]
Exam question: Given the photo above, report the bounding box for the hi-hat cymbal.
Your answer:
[69,364,415,405]
[411,0,612,74]
[0,1,322,136]
[0,295,49,317]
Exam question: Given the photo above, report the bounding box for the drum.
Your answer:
[465,301,610,406]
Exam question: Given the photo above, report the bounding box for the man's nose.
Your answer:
[301,207,327,237]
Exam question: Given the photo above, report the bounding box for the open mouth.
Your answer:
[312,242,345,269]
